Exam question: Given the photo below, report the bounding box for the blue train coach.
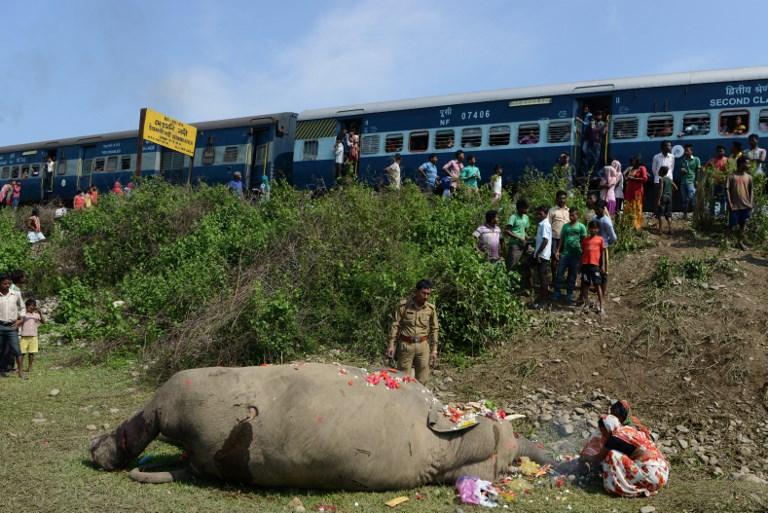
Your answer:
[0,112,296,204]
[292,67,768,189]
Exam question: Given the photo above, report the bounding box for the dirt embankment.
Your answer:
[437,223,768,482]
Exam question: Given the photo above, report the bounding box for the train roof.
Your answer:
[0,112,296,154]
[298,66,768,120]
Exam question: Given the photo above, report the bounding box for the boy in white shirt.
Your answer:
[533,205,552,309]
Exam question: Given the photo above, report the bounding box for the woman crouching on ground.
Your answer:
[580,414,669,497]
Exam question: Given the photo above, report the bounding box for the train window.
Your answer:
[612,117,638,139]
[121,156,132,170]
[21,166,29,179]
[106,156,118,172]
[759,110,768,132]
[461,127,482,148]
[57,160,68,175]
[385,134,403,153]
[646,115,674,138]
[434,130,455,149]
[547,122,571,143]
[31,165,39,177]
[517,123,540,145]
[409,131,429,152]
[202,146,215,165]
[1,167,9,179]
[680,113,710,136]
[489,126,511,146]
[223,146,239,163]
[303,140,319,160]
[11,166,19,179]
[719,110,749,136]
[82,159,93,176]
[94,158,105,172]
[360,135,380,155]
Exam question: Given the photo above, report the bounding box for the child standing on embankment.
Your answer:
[19,299,43,375]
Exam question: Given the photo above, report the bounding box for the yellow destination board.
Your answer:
[142,108,197,157]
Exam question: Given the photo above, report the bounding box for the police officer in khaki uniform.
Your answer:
[386,279,439,383]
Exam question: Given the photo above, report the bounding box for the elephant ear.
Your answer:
[427,402,479,433]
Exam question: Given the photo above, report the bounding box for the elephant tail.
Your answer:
[129,467,191,484]
[517,437,556,467]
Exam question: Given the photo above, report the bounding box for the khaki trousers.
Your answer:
[396,340,430,383]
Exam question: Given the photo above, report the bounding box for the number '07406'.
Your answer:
[461,110,491,121]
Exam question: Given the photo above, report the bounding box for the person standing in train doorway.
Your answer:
[334,137,344,182]
[576,105,592,173]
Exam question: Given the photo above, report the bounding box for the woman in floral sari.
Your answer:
[623,156,648,230]
[581,414,669,497]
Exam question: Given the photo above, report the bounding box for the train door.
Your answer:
[340,118,363,178]
[250,143,269,193]
[79,145,97,191]
[160,148,189,185]
[574,95,613,182]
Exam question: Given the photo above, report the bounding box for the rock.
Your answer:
[573,407,586,415]
[443,376,454,384]
[32,418,47,424]
[737,474,768,485]
[101,423,110,430]
[677,438,689,450]
[288,497,305,512]
[86,424,98,431]
[539,414,553,422]
[639,506,656,513]
[739,446,753,458]
[559,424,575,436]
[581,430,591,439]
[48,388,60,397]
[713,466,724,476]
[675,424,690,434]
[109,408,120,414]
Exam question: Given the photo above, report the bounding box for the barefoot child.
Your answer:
[579,220,607,314]
[20,298,43,374]
[656,166,677,234]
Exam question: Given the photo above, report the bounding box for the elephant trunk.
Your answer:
[516,436,556,466]
[129,467,191,484]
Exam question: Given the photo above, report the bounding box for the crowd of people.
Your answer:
[335,127,360,181]
[472,190,617,313]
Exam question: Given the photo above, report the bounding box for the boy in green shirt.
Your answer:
[552,208,587,303]
[504,198,530,267]
[680,144,700,219]
[459,155,481,190]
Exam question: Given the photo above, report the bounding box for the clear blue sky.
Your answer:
[2,0,766,146]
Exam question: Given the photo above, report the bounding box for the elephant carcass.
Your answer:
[91,363,552,490]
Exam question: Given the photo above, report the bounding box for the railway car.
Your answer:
[292,67,768,190]
[0,113,296,204]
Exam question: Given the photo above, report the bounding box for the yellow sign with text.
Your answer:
[142,108,197,157]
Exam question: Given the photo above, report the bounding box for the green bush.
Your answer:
[0,211,29,273]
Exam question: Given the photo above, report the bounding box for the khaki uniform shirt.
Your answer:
[387,297,439,352]
[0,290,24,323]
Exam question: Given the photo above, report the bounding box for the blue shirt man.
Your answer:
[591,200,617,247]
[418,154,439,188]
[227,171,244,198]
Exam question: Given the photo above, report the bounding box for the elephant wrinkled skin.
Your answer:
[91,363,552,490]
